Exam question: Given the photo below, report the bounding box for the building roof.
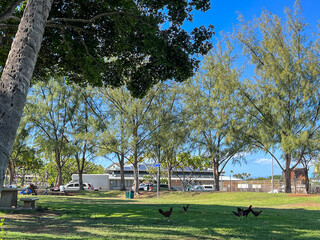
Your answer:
[106,163,214,173]
[106,163,241,181]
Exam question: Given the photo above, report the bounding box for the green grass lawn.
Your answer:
[0,191,320,239]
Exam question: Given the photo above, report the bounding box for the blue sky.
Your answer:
[96,1,319,178]
[189,0,320,178]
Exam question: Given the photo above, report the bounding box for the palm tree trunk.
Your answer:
[0,0,53,192]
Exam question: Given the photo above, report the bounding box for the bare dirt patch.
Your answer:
[287,194,317,197]
[280,202,320,208]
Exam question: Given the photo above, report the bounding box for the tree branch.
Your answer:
[0,0,23,22]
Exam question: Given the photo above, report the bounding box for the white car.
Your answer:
[190,185,215,192]
[64,182,94,191]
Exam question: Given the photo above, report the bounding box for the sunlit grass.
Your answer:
[0,191,319,239]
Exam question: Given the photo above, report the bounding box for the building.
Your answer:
[105,163,240,190]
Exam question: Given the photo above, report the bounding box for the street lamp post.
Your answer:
[272,156,274,193]
[230,170,233,192]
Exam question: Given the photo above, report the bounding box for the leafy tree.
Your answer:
[0,0,214,191]
[233,172,251,180]
[91,85,159,193]
[25,78,80,186]
[182,40,248,191]
[69,93,97,190]
[146,81,187,191]
[86,86,130,191]
[176,152,209,191]
[233,1,320,193]
[15,147,43,186]
[8,117,29,185]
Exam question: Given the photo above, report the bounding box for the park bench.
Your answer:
[20,197,39,209]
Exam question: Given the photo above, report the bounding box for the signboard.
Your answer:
[155,163,161,167]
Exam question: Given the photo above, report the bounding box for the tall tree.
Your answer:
[0,0,213,191]
[25,78,80,186]
[147,81,187,191]
[86,86,130,191]
[182,40,247,191]
[234,1,320,193]
[69,96,97,190]
[102,86,158,194]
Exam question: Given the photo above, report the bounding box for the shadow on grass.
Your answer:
[1,195,320,239]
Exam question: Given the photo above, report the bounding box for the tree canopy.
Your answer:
[1,0,214,97]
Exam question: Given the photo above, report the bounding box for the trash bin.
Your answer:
[128,190,134,199]
[125,191,129,198]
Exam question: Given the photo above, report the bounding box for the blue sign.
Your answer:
[155,163,161,167]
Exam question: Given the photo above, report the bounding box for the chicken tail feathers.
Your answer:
[159,209,164,215]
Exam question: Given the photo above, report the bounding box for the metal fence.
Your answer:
[219,179,307,194]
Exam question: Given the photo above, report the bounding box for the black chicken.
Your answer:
[243,205,252,218]
[183,204,190,214]
[251,209,263,217]
[159,207,173,220]
[232,209,243,218]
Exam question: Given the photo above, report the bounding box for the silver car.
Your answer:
[64,182,94,191]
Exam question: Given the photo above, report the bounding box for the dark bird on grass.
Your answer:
[159,207,173,220]
[251,209,263,217]
[183,204,190,214]
[232,209,243,218]
[243,205,252,218]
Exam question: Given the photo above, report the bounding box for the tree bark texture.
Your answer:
[213,161,220,191]
[119,153,126,191]
[0,0,53,192]
[284,154,292,193]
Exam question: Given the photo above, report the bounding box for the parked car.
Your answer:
[143,183,153,191]
[131,182,154,191]
[131,183,146,191]
[64,182,94,191]
[189,185,215,192]
[151,184,179,191]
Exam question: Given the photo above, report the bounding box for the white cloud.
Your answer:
[254,158,272,165]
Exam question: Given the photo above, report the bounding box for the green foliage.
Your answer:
[233,172,251,180]
[233,1,320,192]
[1,1,214,98]
[0,218,5,239]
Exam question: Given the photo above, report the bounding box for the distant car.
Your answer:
[189,185,215,192]
[151,184,179,191]
[131,182,154,191]
[143,183,153,191]
[64,182,94,191]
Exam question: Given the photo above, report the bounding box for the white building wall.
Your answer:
[72,174,109,190]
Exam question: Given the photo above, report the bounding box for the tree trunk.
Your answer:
[284,154,292,193]
[119,153,126,191]
[8,162,15,185]
[214,171,220,191]
[133,160,139,194]
[78,172,83,190]
[212,160,220,191]
[56,165,63,186]
[55,150,63,186]
[167,159,172,190]
[75,153,84,190]
[304,168,310,194]
[0,0,53,192]
[21,168,25,187]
